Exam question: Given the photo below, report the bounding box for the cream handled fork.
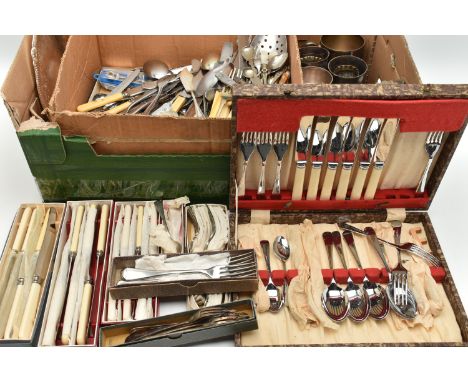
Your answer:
[238,132,255,197]
[272,132,289,195]
[256,132,273,196]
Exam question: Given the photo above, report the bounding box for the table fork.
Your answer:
[238,132,256,196]
[390,221,407,307]
[256,132,273,195]
[416,131,444,193]
[339,222,441,266]
[272,132,289,195]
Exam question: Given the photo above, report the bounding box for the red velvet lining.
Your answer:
[239,188,430,210]
[237,98,468,133]
[259,267,446,285]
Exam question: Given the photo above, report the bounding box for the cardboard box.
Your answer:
[38,200,113,346]
[0,203,65,347]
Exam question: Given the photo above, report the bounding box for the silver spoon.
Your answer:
[273,236,290,307]
[143,60,170,80]
[342,230,389,320]
[331,231,370,322]
[321,232,349,322]
[260,240,282,313]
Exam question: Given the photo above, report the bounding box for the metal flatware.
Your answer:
[416,131,444,193]
[390,221,408,307]
[320,117,347,200]
[109,68,141,95]
[339,222,440,266]
[321,232,349,322]
[335,117,364,200]
[342,230,389,320]
[291,123,312,200]
[256,132,273,196]
[306,118,329,200]
[273,236,290,307]
[350,118,379,200]
[331,231,370,322]
[363,118,398,200]
[272,132,289,195]
[238,132,255,196]
[260,240,282,312]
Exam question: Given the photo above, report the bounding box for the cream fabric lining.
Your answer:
[237,220,463,345]
[237,130,441,192]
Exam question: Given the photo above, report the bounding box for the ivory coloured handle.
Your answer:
[335,165,353,200]
[291,165,306,201]
[364,164,384,200]
[4,283,23,339]
[136,206,144,249]
[18,282,41,340]
[209,91,222,118]
[96,204,109,256]
[171,95,186,113]
[76,281,93,345]
[350,165,369,200]
[13,207,32,252]
[306,165,322,201]
[122,299,133,321]
[77,93,124,112]
[320,164,338,201]
[134,298,147,320]
[105,101,131,115]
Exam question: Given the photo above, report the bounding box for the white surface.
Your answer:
[0,36,468,355]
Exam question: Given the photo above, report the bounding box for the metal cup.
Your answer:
[299,46,330,69]
[320,35,365,59]
[328,55,368,84]
[302,66,333,84]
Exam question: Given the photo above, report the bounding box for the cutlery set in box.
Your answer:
[1,35,468,347]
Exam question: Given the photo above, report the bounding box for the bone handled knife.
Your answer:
[320,117,348,201]
[291,123,312,200]
[363,118,398,200]
[19,209,57,339]
[306,118,329,201]
[336,117,365,200]
[350,118,381,200]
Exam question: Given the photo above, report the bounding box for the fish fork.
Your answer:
[238,132,256,196]
[256,132,273,195]
[416,131,444,193]
[390,221,408,307]
[339,222,441,266]
[272,132,290,195]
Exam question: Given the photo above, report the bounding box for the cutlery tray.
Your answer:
[0,203,65,347]
[231,209,468,346]
[38,200,113,346]
[99,299,257,347]
[108,249,258,300]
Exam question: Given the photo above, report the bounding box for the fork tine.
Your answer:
[427,131,435,143]
[436,131,444,143]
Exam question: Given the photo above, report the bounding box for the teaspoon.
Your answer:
[273,236,290,307]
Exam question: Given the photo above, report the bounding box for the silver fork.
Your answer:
[238,132,256,196]
[390,221,407,307]
[272,132,290,195]
[256,132,273,195]
[416,131,444,193]
[339,222,440,266]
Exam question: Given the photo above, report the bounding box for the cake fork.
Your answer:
[272,132,289,195]
[238,132,256,196]
[256,132,273,195]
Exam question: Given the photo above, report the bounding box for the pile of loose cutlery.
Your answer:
[42,202,110,346]
[0,205,58,341]
[105,199,187,323]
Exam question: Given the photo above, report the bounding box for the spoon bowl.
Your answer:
[143,60,170,80]
[201,51,220,71]
[274,236,290,307]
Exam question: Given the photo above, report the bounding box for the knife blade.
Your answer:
[306,117,330,200]
[109,68,140,96]
[350,118,383,200]
[291,122,312,200]
[320,117,349,200]
[336,117,365,200]
[18,208,57,339]
[363,118,399,200]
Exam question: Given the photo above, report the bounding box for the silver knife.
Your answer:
[335,117,365,200]
[306,117,330,200]
[291,122,312,200]
[363,118,399,200]
[350,118,384,200]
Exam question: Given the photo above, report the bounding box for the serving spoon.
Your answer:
[260,240,282,312]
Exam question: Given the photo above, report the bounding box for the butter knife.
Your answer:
[291,123,312,200]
